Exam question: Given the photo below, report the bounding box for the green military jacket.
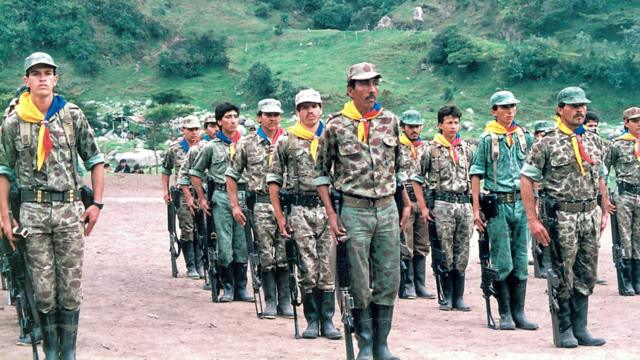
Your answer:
[190,138,246,185]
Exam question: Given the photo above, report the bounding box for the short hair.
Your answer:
[214,102,239,121]
[26,64,56,76]
[585,111,600,124]
[437,105,462,124]
[557,102,566,108]
[296,102,322,112]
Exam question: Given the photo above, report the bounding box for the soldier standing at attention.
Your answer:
[470,91,538,330]
[314,63,410,360]
[0,52,105,360]
[162,116,202,279]
[412,105,474,311]
[521,87,607,347]
[226,99,293,318]
[606,107,640,295]
[267,89,341,339]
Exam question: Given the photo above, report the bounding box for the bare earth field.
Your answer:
[1,174,639,360]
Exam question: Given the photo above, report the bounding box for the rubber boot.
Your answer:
[59,309,80,360]
[620,259,636,296]
[371,304,400,360]
[557,298,578,348]
[182,242,199,279]
[301,291,319,339]
[438,272,453,311]
[633,259,640,294]
[39,310,59,360]
[451,270,470,311]
[413,254,436,299]
[508,276,538,330]
[276,267,294,318]
[571,292,606,346]
[17,326,42,346]
[233,262,254,302]
[219,265,235,302]
[194,241,204,279]
[319,290,341,340]
[401,258,416,299]
[352,305,374,360]
[493,280,515,330]
[262,270,278,319]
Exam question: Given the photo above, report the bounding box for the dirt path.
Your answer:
[1,175,639,359]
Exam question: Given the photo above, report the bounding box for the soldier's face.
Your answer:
[584,120,599,134]
[438,115,460,139]
[625,118,640,136]
[182,127,200,143]
[402,124,422,141]
[557,103,587,128]
[23,66,58,98]
[348,78,379,111]
[219,110,239,135]
[296,102,322,128]
[259,112,281,133]
[491,104,517,125]
[205,123,219,138]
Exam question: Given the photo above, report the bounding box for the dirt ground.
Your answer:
[1,174,639,360]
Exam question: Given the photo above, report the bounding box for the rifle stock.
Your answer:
[540,194,563,348]
[478,230,498,329]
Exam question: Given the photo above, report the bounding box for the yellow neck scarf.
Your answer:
[399,133,417,159]
[484,120,519,147]
[618,132,640,161]
[341,101,383,143]
[555,115,594,176]
[287,121,322,161]
[15,92,50,170]
[434,133,461,164]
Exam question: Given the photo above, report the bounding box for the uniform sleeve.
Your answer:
[225,139,247,181]
[178,148,196,185]
[161,145,174,176]
[74,108,104,169]
[393,118,409,184]
[469,135,488,177]
[604,141,616,175]
[312,125,335,187]
[410,145,431,184]
[266,135,287,186]
[189,142,212,179]
[520,138,546,182]
[0,124,18,181]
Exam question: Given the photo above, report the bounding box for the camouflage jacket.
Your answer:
[177,139,208,186]
[190,138,246,185]
[521,128,606,201]
[399,140,428,188]
[411,139,474,194]
[267,132,318,193]
[0,103,103,191]
[161,138,190,181]
[312,110,408,198]
[225,132,274,194]
[605,137,640,186]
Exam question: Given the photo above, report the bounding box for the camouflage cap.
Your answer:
[534,120,554,133]
[489,91,520,107]
[348,62,381,81]
[400,110,424,125]
[623,107,640,120]
[557,87,591,104]
[202,114,217,125]
[24,52,57,72]
[182,115,201,129]
[295,88,322,107]
[244,119,257,130]
[258,98,283,114]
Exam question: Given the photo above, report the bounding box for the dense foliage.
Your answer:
[158,32,229,78]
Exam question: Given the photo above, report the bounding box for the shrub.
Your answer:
[243,62,277,98]
[313,3,352,30]
[158,32,229,78]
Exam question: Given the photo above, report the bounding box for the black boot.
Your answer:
[632,259,640,295]
[620,259,636,296]
[372,304,400,360]
[401,258,416,299]
[319,290,341,340]
[413,254,436,299]
[194,240,204,279]
[276,267,294,318]
[571,292,606,346]
[493,280,515,330]
[438,272,453,311]
[39,310,59,360]
[219,265,235,302]
[508,276,538,330]
[452,270,470,311]
[302,291,319,339]
[557,298,578,348]
[59,309,80,360]
[234,262,254,302]
[262,270,277,319]
[352,305,374,360]
[181,241,199,279]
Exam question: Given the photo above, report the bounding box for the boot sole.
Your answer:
[577,340,606,346]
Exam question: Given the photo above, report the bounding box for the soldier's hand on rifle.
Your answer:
[400,205,412,230]
[328,213,347,243]
[232,204,246,226]
[1,218,15,250]
[608,202,616,214]
[275,212,290,238]
[528,218,550,247]
[163,191,171,204]
[81,204,101,237]
[418,205,433,223]
[473,209,486,232]
[198,197,210,216]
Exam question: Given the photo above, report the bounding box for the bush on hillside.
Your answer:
[243,62,278,99]
[158,32,229,78]
[255,3,272,17]
[152,89,191,105]
[277,80,303,111]
[313,3,352,30]
[500,37,560,80]
[427,26,483,71]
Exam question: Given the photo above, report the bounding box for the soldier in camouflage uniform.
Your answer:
[397,110,435,300]
[411,105,473,311]
[226,99,293,318]
[162,116,202,279]
[470,91,538,330]
[606,107,640,295]
[0,52,105,359]
[267,89,341,339]
[314,63,410,360]
[190,102,252,302]
[521,87,608,348]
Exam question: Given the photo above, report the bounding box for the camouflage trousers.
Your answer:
[432,200,473,273]
[341,202,400,309]
[20,201,85,313]
[290,204,335,292]
[487,201,530,281]
[177,196,195,243]
[613,192,640,260]
[253,202,286,271]
[212,191,248,267]
[550,207,601,300]
[401,201,430,258]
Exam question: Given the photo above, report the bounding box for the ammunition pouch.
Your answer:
[618,181,640,196]
[479,193,499,219]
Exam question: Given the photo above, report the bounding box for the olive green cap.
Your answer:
[489,91,520,107]
[400,110,424,125]
[534,121,554,133]
[24,52,57,73]
[557,87,591,104]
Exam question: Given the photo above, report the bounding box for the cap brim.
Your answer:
[627,114,640,120]
[563,98,592,104]
[350,72,381,80]
[495,99,520,106]
[260,106,283,113]
[25,61,58,72]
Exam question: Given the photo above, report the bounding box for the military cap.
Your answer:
[202,114,217,125]
[557,87,591,104]
[348,62,381,81]
[295,89,322,107]
[489,91,520,107]
[244,119,257,130]
[623,107,640,120]
[182,115,201,129]
[24,52,57,72]
[400,110,424,125]
[534,120,554,133]
[258,98,283,114]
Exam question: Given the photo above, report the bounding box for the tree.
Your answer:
[243,62,277,99]
[313,3,352,30]
[158,32,229,78]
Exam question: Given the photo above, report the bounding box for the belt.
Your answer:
[342,193,394,209]
[289,193,321,208]
[405,186,418,202]
[556,199,597,213]
[434,191,470,204]
[619,181,640,196]
[211,182,246,192]
[21,189,80,203]
[254,194,271,204]
[491,191,522,204]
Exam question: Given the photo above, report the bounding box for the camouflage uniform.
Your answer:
[162,138,195,246]
[400,143,430,260]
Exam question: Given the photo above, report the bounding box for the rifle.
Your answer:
[395,185,410,299]
[531,239,546,279]
[243,192,264,318]
[204,181,220,301]
[478,230,498,329]
[168,186,181,278]
[280,190,301,338]
[331,189,355,360]
[610,191,633,295]
[539,194,562,348]
[425,189,447,305]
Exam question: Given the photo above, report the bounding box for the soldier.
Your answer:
[190,102,253,302]
[584,111,601,135]
[314,62,410,360]
[470,91,538,330]
[0,52,105,359]
[226,99,293,318]
[398,110,436,300]
[521,87,607,347]
[267,89,341,339]
[606,107,640,295]
[534,121,554,139]
[162,116,202,279]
